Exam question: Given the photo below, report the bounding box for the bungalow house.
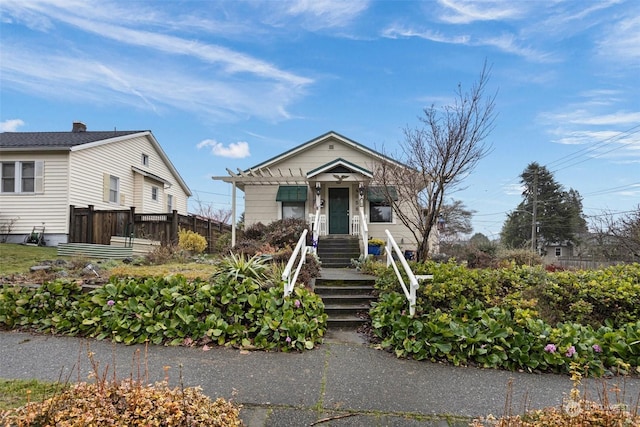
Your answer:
[214,131,436,260]
[0,122,191,246]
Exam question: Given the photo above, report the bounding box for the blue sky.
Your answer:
[1,0,638,239]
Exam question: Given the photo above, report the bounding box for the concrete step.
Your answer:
[315,285,375,296]
[326,315,369,329]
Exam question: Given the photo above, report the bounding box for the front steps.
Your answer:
[315,271,376,329]
[316,235,360,268]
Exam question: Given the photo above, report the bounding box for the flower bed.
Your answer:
[370,261,640,376]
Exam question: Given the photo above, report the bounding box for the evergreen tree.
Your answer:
[500,162,586,250]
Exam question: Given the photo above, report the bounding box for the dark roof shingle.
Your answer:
[0,130,145,149]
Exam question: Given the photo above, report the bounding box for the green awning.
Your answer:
[367,186,398,202]
[276,185,308,202]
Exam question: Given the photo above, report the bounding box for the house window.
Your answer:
[142,154,149,166]
[1,161,42,193]
[1,163,15,192]
[109,175,119,203]
[369,202,392,223]
[151,186,158,201]
[167,194,173,211]
[282,202,305,219]
[555,247,562,257]
[367,186,397,224]
[275,185,307,219]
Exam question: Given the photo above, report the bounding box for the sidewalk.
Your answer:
[1,330,639,426]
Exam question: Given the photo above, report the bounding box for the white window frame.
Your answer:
[109,175,119,204]
[368,200,393,224]
[0,161,43,194]
[151,186,158,201]
[142,154,149,166]
[282,201,305,220]
[167,194,173,212]
[555,247,562,257]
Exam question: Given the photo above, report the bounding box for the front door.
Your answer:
[328,187,349,234]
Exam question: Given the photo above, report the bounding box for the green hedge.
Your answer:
[371,262,640,376]
[0,275,327,352]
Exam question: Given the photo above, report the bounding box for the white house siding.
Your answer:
[272,137,376,174]
[244,185,280,226]
[68,135,188,214]
[0,152,70,242]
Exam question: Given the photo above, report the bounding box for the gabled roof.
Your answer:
[0,129,191,196]
[244,130,407,172]
[0,130,143,150]
[307,158,372,178]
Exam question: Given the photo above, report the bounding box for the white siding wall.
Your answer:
[274,138,376,173]
[0,152,70,235]
[68,135,189,214]
[244,185,280,226]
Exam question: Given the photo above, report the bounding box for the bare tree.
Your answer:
[589,206,640,262]
[191,192,232,224]
[376,63,496,261]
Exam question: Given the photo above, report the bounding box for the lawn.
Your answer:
[0,378,62,411]
[0,244,60,275]
[0,243,218,281]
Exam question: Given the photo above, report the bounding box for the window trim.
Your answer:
[0,160,43,194]
[281,201,306,220]
[151,186,159,201]
[368,200,393,224]
[109,175,119,204]
[167,194,173,212]
[142,154,149,166]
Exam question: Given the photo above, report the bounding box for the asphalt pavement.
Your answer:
[2,329,639,426]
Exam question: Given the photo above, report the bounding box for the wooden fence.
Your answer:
[68,205,230,253]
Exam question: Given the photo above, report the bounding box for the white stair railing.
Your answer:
[282,229,308,297]
[311,207,321,253]
[360,207,369,257]
[384,229,431,316]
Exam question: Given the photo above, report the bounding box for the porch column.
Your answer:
[231,182,237,247]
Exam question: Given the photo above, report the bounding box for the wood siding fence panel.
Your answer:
[69,205,230,253]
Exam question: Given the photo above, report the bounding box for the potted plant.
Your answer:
[367,238,385,256]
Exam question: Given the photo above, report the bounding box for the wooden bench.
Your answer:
[57,243,133,259]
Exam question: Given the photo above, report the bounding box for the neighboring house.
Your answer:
[214,131,436,256]
[0,122,191,246]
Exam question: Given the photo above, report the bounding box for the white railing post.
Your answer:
[312,207,321,254]
[384,229,427,317]
[359,206,368,258]
[282,229,308,297]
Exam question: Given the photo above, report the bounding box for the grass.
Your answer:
[0,242,219,281]
[0,378,62,411]
[0,244,60,275]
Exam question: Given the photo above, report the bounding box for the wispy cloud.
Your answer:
[0,1,313,122]
[436,0,527,24]
[382,25,553,63]
[1,119,25,132]
[197,139,251,159]
[279,0,370,29]
[596,15,640,67]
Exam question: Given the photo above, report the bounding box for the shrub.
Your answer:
[178,229,208,254]
[242,222,267,241]
[1,379,241,426]
[0,254,328,351]
[496,248,542,266]
[370,262,640,376]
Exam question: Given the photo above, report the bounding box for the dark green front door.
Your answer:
[328,188,349,234]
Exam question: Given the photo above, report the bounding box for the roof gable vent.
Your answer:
[72,122,87,132]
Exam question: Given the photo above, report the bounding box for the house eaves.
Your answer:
[131,166,172,186]
[307,158,372,178]
[243,131,409,173]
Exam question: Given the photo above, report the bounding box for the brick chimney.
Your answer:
[72,121,87,132]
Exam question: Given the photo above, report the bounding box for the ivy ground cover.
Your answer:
[370,262,640,376]
[0,273,327,352]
